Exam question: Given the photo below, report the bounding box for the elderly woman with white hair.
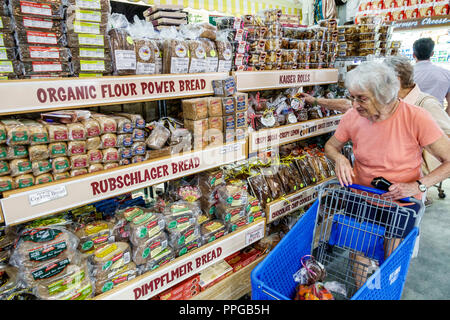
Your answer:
[324,61,450,285]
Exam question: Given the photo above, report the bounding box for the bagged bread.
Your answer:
[67,33,107,48]
[187,39,207,73]
[102,147,119,163]
[0,145,7,160]
[145,122,170,150]
[89,242,131,279]
[108,28,137,75]
[1,120,30,146]
[17,45,71,62]
[68,141,87,156]
[10,158,32,177]
[215,36,233,72]
[44,122,69,142]
[87,149,102,163]
[117,134,133,148]
[10,0,65,19]
[0,175,14,192]
[40,110,91,124]
[35,173,53,185]
[52,156,70,173]
[29,145,49,162]
[53,172,70,180]
[13,174,34,189]
[70,154,89,169]
[132,128,145,142]
[161,27,189,74]
[70,168,88,177]
[32,159,52,176]
[67,122,86,141]
[131,142,146,156]
[94,262,137,295]
[6,145,28,160]
[82,118,101,137]
[0,122,6,144]
[100,133,117,148]
[134,39,157,75]
[48,142,67,158]
[88,163,103,173]
[20,120,49,145]
[103,162,119,170]
[91,114,117,133]
[112,116,133,134]
[115,113,145,129]
[182,98,208,120]
[86,136,101,150]
[0,160,10,176]
[72,59,113,75]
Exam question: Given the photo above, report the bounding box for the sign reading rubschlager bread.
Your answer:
[0,72,228,114]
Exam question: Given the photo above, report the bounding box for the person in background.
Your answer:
[412,37,450,116]
[384,55,450,206]
[324,61,450,288]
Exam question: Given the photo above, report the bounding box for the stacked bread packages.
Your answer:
[67,0,112,77]
[0,0,21,79]
[143,4,187,32]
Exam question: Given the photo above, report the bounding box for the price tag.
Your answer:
[245,223,264,245]
[28,185,67,206]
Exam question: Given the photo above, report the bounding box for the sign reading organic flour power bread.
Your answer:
[0,72,228,114]
[0,141,246,225]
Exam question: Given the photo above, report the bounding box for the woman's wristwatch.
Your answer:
[416,180,427,192]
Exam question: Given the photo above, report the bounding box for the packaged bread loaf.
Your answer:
[66,4,109,25]
[88,163,103,173]
[131,232,168,266]
[35,173,53,185]
[134,39,157,75]
[53,171,70,180]
[100,133,117,148]
[70,47,110,61]
[82,118,101,137]
[95,262,137,295]
[10,0,65,19]
[48,142,67,158]
[128,211,165,246]
[145,122,170,150]
[115,113,145,129]
[52,156,70,173]
[29,145,49,162]
[182,98,208,120]
[102,147,119,163]
[132,128,145,142]
[108,28,137,75]
[118,147,132,160]
[0,31,15,47]
[87,149,102,163]
[86,136,101,150]
[21,61,71,76]
[131,142,146,156]
[104,162,118,170]
[0,145,7,160]
[72,59,113,74]
[70,154,89,169]
[187,39,207,73]
[0,47,16,61]
[0,122,5,144]
[117,134,133,148]
[40,110,91,124]
[162,33,189,74]
[14,28,67,47]
[68,141,87,156]
[17,45,71,61]
[1,120,30,146]
[91,114,117,133]
[112,116,133,134]
[0,60,22,78]
[89,242,131,279]
[0,175,14,192]
[67,122,87,141]
[0,15,12,32]
[10,158,32,177]
[32,159,52,176]
[6,145,28,160]
[13,173,34,189]
[67,33,106,47]
[216,38,233,72]
[70,168,88,177]
[0,160,10,176]
[13,14,65,32]
[43,122,69,142]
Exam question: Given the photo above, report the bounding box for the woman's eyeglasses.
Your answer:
[346,94,370,104]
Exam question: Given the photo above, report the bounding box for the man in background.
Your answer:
[413,37,450,116]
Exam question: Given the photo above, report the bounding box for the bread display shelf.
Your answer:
[248,115,342,154]
[233,68,339,91]
[94,218,266,300]
[0,72,229,115]
[265,177,335,224]
[190,254,267,300]
[0,140,247,225]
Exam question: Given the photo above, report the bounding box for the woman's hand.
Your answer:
[296,92,316,105]
[382,182,420,200]
[335,154,355,187]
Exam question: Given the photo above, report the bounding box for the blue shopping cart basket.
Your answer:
[251,179,424,300]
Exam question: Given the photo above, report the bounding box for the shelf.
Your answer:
[248,115,341,154]
[265,177,334,224]
[110,0,151,7]
[0,72,228,115]
[190,254,267,300]
[233,68,339,91]
[0,140,247,226]
[93,218,266,300]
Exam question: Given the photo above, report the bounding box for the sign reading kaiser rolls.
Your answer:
[0,72,228,114]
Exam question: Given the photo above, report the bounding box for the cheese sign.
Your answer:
[249,115,341,153]
[0,141,246,225]
[0,72,228,114]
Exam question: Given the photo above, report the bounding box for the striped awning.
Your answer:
[142,0,302,16]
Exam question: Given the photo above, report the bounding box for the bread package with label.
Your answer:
[28,145,49,162]
[70,168,86,177]
[21,60,72,76]
[14,173,34,189]
[0,15,12,32]
[88,163,103,173]
[0,60,22,79]
[162,28,189,74]
[102,147,119,163]
[100,133,117,149]
[187,39,207,73]
[115,113,145,129]
[0,175,14,192]
[111,115,133,134]
[70,154,89,169]
[53,171,70,180]
[145,122,170,150]
[69,47,110,61]
[86,136,101,150]
[131,142,146,156]
[87,149,102,163]
[182,98,208,120]
[82,118,101,138]
[72,59,113,75]
[19,119,48,145]
[35,172,53,185]
[202,38,218,72]
[91,114,117,133]
[103,162,118,170]
[184,118,208,137]
[117,134,133,148]
[134,39,158,75]
[43,122,69,142]
[0,160,10,176]
[215,38,233,72]
[108,28,137,75]
[0,31,15,47]
[0,122,6,144]
[17,45,71,62]
[132,233,168,266]
[6,145,28,160]
[48,142,67,158]
[66,122,87,141]
[10,0,65,19]
[67,33,107,48]
[89,242,131,279]
[52,156,70,173]
[32,159,52,176]
[68,141,87,156]
[95,262,137,295]
[128,210,165,246]
[1,120,30,146]
[0,47,17,61]
[10,158,32,177]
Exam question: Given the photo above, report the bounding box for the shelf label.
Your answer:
[249,115,341,153]
[0,72,228,114]
[245,223,265,245]
[28,185,67,206]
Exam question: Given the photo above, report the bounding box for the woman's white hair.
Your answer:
[345,61,400,105]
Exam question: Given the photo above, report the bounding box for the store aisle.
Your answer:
[402,179,450,300]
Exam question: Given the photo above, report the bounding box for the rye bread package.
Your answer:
[161,26,189,74]
[108,14,136,75]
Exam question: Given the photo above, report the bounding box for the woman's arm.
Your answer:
[297,92,352,113]
[325,135,355,187]
[384,135,450,199]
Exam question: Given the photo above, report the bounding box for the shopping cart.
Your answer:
[251,179,424,300]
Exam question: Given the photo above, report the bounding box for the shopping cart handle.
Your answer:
[346,183,412,203]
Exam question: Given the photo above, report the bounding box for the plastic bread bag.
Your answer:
[81,118,101,138]
[17,120,48,145]
[17,45,70,62]
[294,156,316,186]
[74,220,114,255]
[116,134,133,148]
[28,144,50,162]
[163,201,200,236]
[37,277,94,300]
[40,121,69,142]
[216,179,249,208]
[21,60,72,76]
[247,172,271,206]
[145,121,170,150]
[88,241,132,279]
[72,58,113,74]
[51,156,69,174]
[53,171,70,181]
[67,0,111,10]
[67,32,107,47]
[130,141,145,157]
[127,16,158,75]
[140,247,174,273]
[69,47,111,61]
[34,172,52,185]
[72,169,88,177]
[9,158,32,177]
[95,262,137,295]
[0,31,15,47]
[13,173,34,189]
[32,159,52,176]
[41,110,91,124]
[1,119,30,146]
[161,26,189,74]
[14,27,67,47]
[10,225,80,268]
[109,115,133,134]
[0,47,17,61]
[303,152,321,182]
[67,141,86,157]
[187,39,207,73]
[108,27,136,75]
[215,31,233,72]
[216,202,246,224]
[0,266,21,297]
[115,112,145,129]
[66,4,110,24]
[131,231,168,266]
[9,0,66,19]
[101,147,119,163]
[0,60,22,79]
[201,38,218,72]
[86,136,101,150]
[91,113,117,133]
[6,145,28,160]
[88,163,103,173]
[70,154,89,169]
[174,238,202,258]
[48,142,67,158]
[0,160,10,176]
[0,122,5,144]
[128,211,165,247]
[201,219,227,243]
[100,133,117,148]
